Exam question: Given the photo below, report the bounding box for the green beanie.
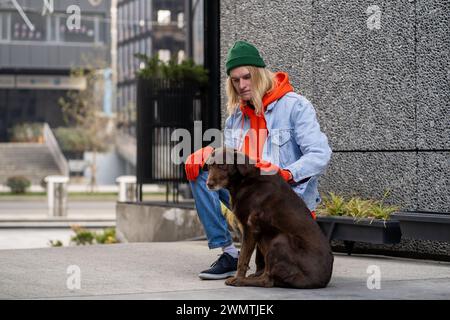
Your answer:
[226,41,266,75]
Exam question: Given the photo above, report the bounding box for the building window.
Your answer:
[11,12,46,41]
[177,13,184,29]
[118,7,123,42]
[146,0,152,31]
[123,3,129,40]
[157,10,171,26]
[0,12,9,40]
[178,50,185,64]
[59,14,97,43]
[139,0,146,32]
[146,38,152,56]
[158,49,171,63]
[140,39,145,56]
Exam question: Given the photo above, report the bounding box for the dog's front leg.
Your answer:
[236,226,256,278]
[225,226,256,286]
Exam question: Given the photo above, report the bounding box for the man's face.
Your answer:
[230,67,253,101]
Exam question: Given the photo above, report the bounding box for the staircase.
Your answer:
[0,143,64,185]
[0,124,69,186]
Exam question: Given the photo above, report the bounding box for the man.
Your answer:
[185,40,332,280]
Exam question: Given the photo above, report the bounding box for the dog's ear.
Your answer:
[234,150,256,177]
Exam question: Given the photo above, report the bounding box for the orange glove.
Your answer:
[255,160,293,183]
[184,146,214,181]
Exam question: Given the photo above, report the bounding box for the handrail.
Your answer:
[43,123,69,176]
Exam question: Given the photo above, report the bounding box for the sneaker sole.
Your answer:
[198,270,236,280]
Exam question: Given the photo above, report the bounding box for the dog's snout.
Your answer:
[206,181,215,189]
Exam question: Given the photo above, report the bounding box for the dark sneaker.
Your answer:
[198,252,238,280]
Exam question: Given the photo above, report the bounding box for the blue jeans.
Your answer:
[189,170,233,249]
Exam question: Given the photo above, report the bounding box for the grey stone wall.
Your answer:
[220,0,449,214]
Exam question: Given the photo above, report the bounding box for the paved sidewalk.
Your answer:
[0,241,449,300]
[0,200,115,220]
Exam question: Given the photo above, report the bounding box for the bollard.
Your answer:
[44,175,69,217]
[116,176,137,202]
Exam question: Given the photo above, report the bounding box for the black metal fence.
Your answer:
[136,78,208,202]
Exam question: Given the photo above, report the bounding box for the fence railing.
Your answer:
[136,78,208,202]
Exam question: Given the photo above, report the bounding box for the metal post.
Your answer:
[45,176,69,217]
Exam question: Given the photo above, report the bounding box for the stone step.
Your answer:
[0,144,63,184]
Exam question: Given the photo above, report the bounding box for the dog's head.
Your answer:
[204,147,258,190]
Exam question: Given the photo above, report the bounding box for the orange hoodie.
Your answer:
[240,72,294,161]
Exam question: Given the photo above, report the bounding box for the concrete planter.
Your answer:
[116,202,204,243]
[316,215,402,255]
[391,212,450,242]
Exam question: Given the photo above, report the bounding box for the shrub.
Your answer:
[319,192,346,216]
[9,123,44,143]
[70,225,95,245]
[70,226,117,246]
[54,127,107,154]
[6,176,31,194]
[95,228,117,244]
[345,197,373,220]
[318,191,399,221]
[48,240,63,247]
[135,53,208,85]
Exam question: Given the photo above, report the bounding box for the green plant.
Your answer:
[318,191,399,221]
[95,228,117,244]
[70,225,95,245]
[345,197,373,220]
[58,61,113,192]
[369,190,399,220]
[48,240,63,247]
[54,127,107,154]
[317,192,346,216]
[9,123,43,143]
[6,176,31,194]
[135,53,208,85]
[70,226,117,246]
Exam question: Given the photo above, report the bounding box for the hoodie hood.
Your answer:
[239,72,294,116]
[237,72,294,161]
[262,72,294,108]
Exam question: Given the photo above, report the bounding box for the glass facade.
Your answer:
[116,0,192,136]
[0,10,106,44]
[0,3,111,142]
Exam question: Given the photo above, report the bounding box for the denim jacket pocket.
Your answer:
[271,129,291,146]
[269,129,293,167]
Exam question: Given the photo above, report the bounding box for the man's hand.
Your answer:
[255,161,293,183]
[184,146,214,181]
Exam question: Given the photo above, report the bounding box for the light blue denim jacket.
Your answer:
[223,92,332,211]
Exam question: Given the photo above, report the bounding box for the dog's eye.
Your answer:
[217,164,227,170]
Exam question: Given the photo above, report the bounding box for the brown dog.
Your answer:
[205,147,334,288]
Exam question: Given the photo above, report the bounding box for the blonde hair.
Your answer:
[226,66,276,116]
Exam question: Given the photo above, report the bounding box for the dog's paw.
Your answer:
[225,276,242,286]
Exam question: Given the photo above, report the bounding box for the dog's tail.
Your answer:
[220,202,243,242]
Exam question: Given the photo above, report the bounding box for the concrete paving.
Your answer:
[0,241,449,300]
[0,200,116,220]
[0,200,116,250]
